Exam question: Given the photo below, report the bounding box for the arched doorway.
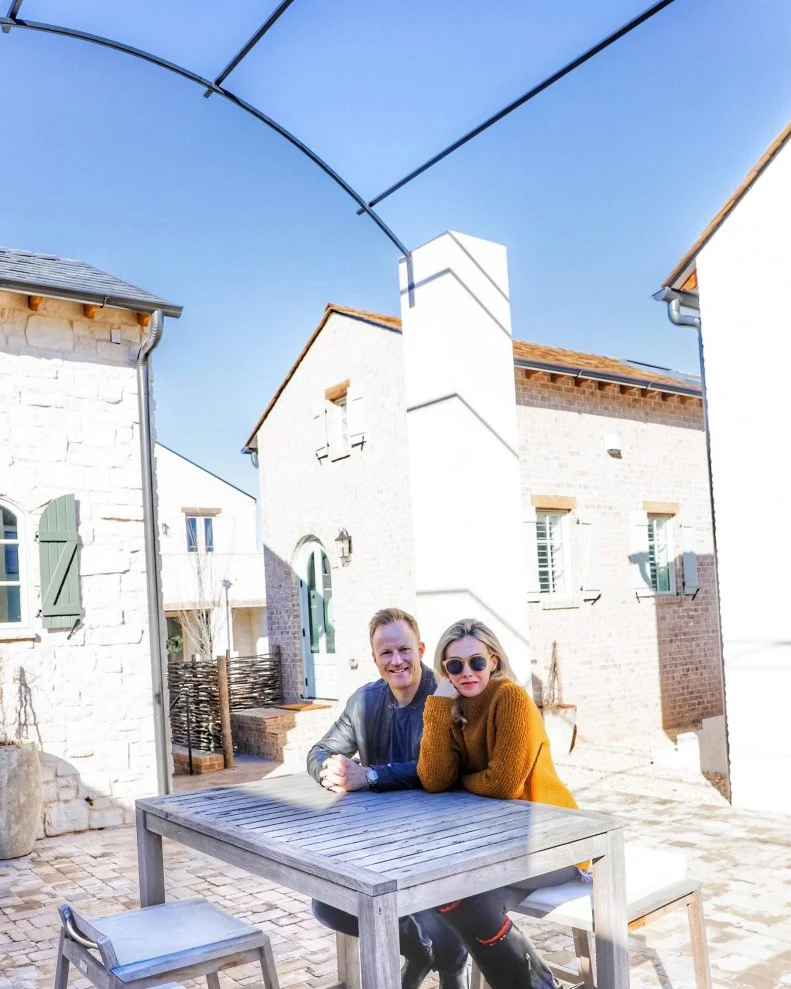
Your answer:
[297,539,337,699]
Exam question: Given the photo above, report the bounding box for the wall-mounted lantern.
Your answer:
[335,528,352,566]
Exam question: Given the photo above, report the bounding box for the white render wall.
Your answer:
[399,233,531,681]
[0,291,159,834]
[695,136,791,812]
[156,443,266,657]
[257,310,417,702]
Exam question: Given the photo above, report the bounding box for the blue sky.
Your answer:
[1,0,789,492]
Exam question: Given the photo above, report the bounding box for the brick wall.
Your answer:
[256,312,417,704]
[0,291,159,835]
[254,308,724,747]
[516,370,724,743]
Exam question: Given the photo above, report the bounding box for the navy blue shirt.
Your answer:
[389,703,412,764]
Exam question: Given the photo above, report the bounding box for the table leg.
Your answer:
[136,808,165,906]
[336,932,361,989]
[592,827,629,988]
[357,893,401,989]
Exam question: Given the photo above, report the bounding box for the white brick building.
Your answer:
[244,235,724,749]
[0,247,180,835]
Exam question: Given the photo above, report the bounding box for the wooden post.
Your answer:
[217,653,235,769]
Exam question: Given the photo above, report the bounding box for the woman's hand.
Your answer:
[433,677,458,699]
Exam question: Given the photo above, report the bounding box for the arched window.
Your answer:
[0,502,24,626]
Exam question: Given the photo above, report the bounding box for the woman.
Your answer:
[418,618,585,989]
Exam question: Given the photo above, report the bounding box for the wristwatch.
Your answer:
[366,767,380,790]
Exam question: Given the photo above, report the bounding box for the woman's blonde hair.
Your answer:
[434,618,517,723]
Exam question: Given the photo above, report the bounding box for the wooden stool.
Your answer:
[470,846,712,989]
[53,897,280,989]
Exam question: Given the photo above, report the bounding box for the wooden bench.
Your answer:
[470,846,712,989]
[53,897,280,989]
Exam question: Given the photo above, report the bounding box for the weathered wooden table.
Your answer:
[136,774,629,989]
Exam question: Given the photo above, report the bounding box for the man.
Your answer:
[307,607,468,989]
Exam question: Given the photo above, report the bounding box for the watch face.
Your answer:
[367,768,378,786]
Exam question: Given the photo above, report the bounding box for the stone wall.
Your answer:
[0,291,159,835]
[516,370,724,744]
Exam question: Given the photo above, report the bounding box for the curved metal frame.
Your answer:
[2,2,679,257]
[0,13,410,257]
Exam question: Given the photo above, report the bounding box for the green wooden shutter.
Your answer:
[38,494,82,629]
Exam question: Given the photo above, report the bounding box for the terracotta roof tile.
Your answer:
[242,304,400,451]
[512,339,698,390]
[243,304,700,451]
[665,119,791,289]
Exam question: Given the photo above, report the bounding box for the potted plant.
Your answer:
[0,654,43,859]
[540,641,577,756]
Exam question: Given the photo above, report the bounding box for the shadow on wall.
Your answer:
[2,661,135,838]
[627,549,725,736]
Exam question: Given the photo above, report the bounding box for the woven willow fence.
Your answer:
[168,648,283,752]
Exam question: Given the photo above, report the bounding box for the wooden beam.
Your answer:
[680,394,700,406]
[524,368,542,379]
[681,269,698,293]
[573,377,588,388]
[643,501,679,516]
[28,295,44,312]
[597,381,612,392]
[660,392,675,403]
[83,304,100,320]
[137,312,151,329]
[325,378,350,402]
[549,373,565,384]
[531,495,577,511]
[619,384,638,395]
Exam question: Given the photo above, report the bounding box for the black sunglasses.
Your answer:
[443,655,488,676]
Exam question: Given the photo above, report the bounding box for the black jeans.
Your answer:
[312,899,468,974]
[436,866,580,959]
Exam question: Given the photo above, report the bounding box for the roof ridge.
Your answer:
[664,117,791,289]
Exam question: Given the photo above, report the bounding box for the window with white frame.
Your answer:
[536,510,568,596]
[185,514,215,553]
[329,396,350,459]
[0,503,24,626]
[314,383,365,460]
[647,514,674,593]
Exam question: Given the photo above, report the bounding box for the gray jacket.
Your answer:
[306,664,436,790]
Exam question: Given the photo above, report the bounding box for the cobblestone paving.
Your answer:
[2,765,790,989]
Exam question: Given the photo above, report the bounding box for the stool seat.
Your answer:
[54,897,279,989]
[469,844,712,989]
[81,899,265,980]
[515,845,689,931]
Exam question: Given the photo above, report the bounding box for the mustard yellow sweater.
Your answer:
[418,677,578,811]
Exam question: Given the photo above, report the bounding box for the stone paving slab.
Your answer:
[2,777,791,989]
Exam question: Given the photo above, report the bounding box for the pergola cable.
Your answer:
[357,0,678,213]
[0,12,411,258]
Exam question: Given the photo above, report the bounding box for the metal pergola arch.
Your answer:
[1,0,678,260]
[0,4,411,257]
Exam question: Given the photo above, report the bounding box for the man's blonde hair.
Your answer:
[368,607,421,647]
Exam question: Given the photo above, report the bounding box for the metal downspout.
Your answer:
[136,309,171,795]
[667,296,701,329]
[656,288,732,789]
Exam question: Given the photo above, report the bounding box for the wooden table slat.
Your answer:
[136,773,629,989]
